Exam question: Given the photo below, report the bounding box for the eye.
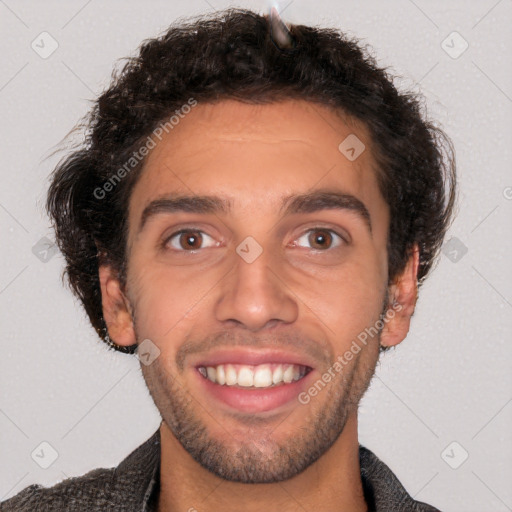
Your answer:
[165,230,217,251]
[294,228,344,250]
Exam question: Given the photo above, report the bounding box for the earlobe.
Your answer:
[380,245,420,348]
[98,265,136,347]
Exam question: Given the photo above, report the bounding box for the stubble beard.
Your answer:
[138,328,381,484]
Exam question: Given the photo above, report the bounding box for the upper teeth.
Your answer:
[199,363,307,388]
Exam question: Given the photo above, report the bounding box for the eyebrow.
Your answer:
[138,190,372,234]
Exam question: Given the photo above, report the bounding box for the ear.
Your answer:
[380,244,420,348]
[98,265,136,347]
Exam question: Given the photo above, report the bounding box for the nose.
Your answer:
[214,250,299,331]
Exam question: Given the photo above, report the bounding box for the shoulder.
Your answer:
[1,428,161,512]
[0,467,117,512]
[359,445,442,512]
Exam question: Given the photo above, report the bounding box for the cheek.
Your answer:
[126,259,208,341]
[295,257,387,348]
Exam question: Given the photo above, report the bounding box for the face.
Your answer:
[102,99,414,483]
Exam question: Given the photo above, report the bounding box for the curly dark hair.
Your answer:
[46,8,456,353]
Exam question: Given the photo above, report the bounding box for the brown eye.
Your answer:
[308,230,333,249]
[179,231,203,250]
[295,229,343,250]
[166,230,216,251]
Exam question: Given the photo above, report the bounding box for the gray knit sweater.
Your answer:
[1,429,441,511]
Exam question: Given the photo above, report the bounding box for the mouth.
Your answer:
[193,351,315,413]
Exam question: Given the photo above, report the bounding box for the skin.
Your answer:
[99,99,419,512]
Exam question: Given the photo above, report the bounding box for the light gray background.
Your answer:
[1,1,511,511]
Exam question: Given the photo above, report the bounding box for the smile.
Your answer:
[194,357,315,413]
[197,363,312,388]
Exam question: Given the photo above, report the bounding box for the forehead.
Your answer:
[128,99,386,228]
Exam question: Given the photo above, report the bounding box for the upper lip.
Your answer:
[193,348,315,369]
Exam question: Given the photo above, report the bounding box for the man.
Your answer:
[1,7,455,512]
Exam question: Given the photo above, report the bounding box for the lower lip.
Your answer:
[195,369,314,413]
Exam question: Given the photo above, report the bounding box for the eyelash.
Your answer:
[163,227,347,252]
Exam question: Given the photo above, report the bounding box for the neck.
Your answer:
[157,413,367,512]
